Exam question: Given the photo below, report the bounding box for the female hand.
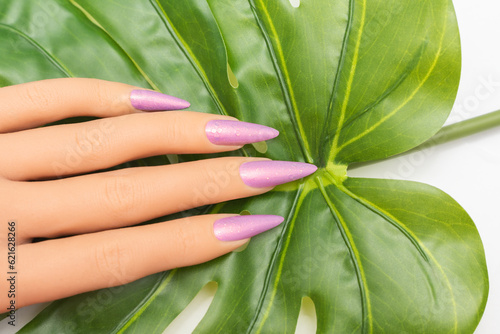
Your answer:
[0,78,317,309]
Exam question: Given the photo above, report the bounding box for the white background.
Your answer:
[1,0,499,333]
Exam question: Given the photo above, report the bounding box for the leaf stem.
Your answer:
[349,109,500,170]
[420,109,500,148]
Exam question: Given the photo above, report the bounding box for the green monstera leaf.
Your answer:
[0,0,488,332]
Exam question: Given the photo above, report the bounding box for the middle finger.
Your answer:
[13,157,317,239]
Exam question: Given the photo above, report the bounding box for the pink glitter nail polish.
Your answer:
[130,90,190,111]
[205,120,279,146]
[239,161,318,188]
[213,215,284,241]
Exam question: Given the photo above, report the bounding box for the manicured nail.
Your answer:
[130,89,190,111]
[205,120,279,145]
[240,161,318,188]
[213,215,284,241]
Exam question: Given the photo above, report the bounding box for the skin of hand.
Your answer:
[0,78,317,309]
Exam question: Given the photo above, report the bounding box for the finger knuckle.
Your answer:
[163,113,185,148]
[21,83,54,113]
[166,219,203,268]
[72,124,110,162]
[191,164,229,203]
[170,225,196,261]
[101,175,141,218]
[93,239,132,285]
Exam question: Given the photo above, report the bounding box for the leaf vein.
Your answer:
[341,180,458,333]
[317,176,373,334]
[335,2,448,154]
[150,0,229,116]
[328,0,367,162]
[69,0,160,91]
[251,186,305,334]
[0,23,73,78]
[115,270,176,334]
[320,0,355,165]
[248,0,313,163]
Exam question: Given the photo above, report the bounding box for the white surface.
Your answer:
[1,0,499,333]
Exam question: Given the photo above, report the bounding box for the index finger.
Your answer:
[0,78,190,133]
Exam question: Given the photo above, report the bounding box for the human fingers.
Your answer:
[12,157,316,240]
[0,78,190,133]
[12,214,284,308]
[0,111,278,180]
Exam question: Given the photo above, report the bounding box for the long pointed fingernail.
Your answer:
[130,90,190,111]
[240,161,318,188]
[206,120,279,146]
[214,215,284,241]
